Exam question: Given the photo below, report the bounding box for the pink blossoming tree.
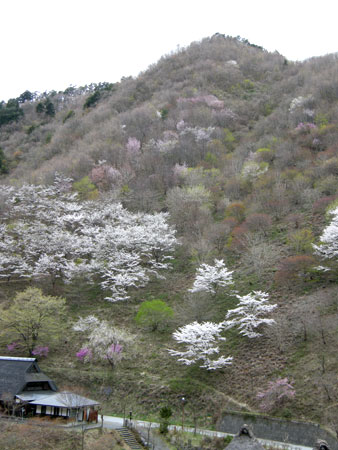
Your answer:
[257,378,295,412]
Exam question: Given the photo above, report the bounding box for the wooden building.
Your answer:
[0,356,99,422]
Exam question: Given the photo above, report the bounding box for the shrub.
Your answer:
[166,185,212,234]
[45,100,55,117]
[36,102,45,113]
[225,202,245,223]
[63,110,75,123]
[315,175,338,196]
[0,148,9,174]
[135,299,174,331]
[25,123,39,135]
[229,224,250,252]
[36,99,55,117]
[321,157,338,177]
[326,198,338,219]
[287,228,314,253]
[286,213,305,229]
[159,406,172,434]
[83,90,101,109]
[244,213,272,235]
[241,161,268,181]
[222,217,238,230]
[73,176,99,200]
[312,195,338,215]
[224,177,251,200]
[275,255,316,287]
[32,346,49,358]
[255,147,275,163]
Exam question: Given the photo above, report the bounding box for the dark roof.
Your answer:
[0,356,57,398]
[226,425,265,450]
[226,435,265,450]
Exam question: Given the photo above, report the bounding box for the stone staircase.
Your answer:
[116,426,143,450]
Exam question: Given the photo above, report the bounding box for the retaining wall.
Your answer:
[217,411,338,450]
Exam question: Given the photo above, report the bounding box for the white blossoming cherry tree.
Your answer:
[73,315,134,369]
[168,321,232,370]
[189,259,234,295]
[0,177,178,301]
[224,291,277,338]
[313,205,338,266]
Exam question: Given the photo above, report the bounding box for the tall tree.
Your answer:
[0,288,67,355]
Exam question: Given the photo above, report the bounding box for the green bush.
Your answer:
[159,406,172,434]
[287,228,314,253]
[35,99,55,117]
[25,123,39,135]
[84,90,101,109]
[63,110,75,123]
[45,100,55,117]
[0,148,8,174]
[223,435,234,447]
[73,176,99,200]
[135,299,174,332]
[256,147,275,162]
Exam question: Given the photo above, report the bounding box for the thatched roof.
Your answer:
[314,440,330,450]
[226,425,264,450]
[0,356,56,398]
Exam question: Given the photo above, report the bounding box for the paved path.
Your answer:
[99,416,312,450]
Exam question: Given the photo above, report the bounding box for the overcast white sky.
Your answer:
[1,0,338,101]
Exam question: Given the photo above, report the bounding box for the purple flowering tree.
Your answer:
[295,122,317,133]
[32,346,49,358]
[7,342,19,352]
[76,347,92,362]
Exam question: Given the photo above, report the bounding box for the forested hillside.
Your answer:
[1,35,338,433]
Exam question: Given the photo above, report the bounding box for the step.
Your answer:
[116,427,143,450]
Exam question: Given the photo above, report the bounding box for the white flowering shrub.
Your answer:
[241,161,268,181]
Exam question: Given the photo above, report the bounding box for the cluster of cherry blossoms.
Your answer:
[256,377,295,412]
[169,259,277,370]
[7,342,49,358]
[188,259,234,294]
[167,321,233,370]
[313,205,338,263]
[0,174,178,301]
